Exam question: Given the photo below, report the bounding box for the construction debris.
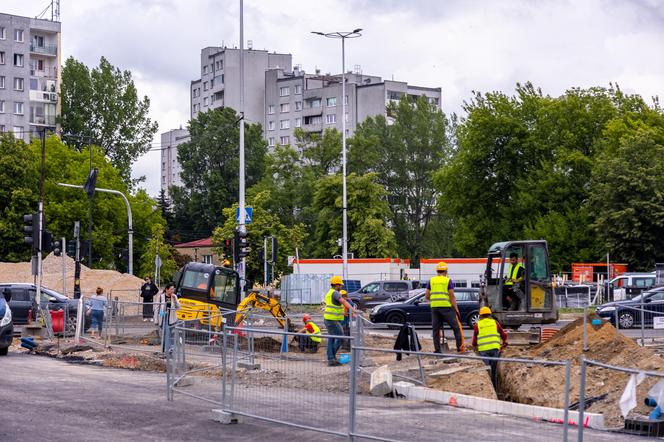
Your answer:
[370,365,393,396]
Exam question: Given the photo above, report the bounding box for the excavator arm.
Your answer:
[234,292,293,331]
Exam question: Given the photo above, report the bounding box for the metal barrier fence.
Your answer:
[556,285,593,308]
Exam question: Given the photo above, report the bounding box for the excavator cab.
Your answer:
[174,262,241,328]
[480,240,557,327]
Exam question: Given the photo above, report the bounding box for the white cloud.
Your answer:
[3,0,663,196]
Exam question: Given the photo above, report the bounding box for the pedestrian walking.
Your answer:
[324,276,363,366]
[139,275,159,322]
[156,283,180,352]
[472,306,508,388]
[87,287,107,338]
[425,262,465,353]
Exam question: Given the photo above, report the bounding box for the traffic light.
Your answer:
[79,240,90,262]
[42,230,53,253]
[234,229,250,262]
[23,212,39,254]
[66,239,76,257]
[52,239,61,257]
[222,238,232,259]
[270,236,278,263]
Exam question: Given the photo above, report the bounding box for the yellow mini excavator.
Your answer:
[174,262,292,330]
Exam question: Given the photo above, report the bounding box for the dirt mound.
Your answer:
[501,316,664,427]
[0,254,144,301]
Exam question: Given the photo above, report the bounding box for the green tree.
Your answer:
[0,134,39,261]
[349,96,451,262]
[212,190,307,284]
[312,173,397,258]
[294,127,341,174]
[171,108,267,237]
[59,56,158,183]
[588,118,664,269]
[139,223,177,283]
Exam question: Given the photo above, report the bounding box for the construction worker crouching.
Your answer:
[324,276,362,366]
[425,262,465,353]
[295,314,321,353]
[472,306,508,388]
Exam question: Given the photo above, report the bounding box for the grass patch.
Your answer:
[558,307,587,313]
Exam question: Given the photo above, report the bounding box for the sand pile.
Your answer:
[501,316,664,427]
[0,253,144,302]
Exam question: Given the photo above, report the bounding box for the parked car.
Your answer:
[596,286,664,328]
[0,289,13,356]
[349,280,424,309]
[1,283,87,333]
[369,287,481,328]
[607,272,656,301]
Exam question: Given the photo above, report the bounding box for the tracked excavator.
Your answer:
[173,262,293,330]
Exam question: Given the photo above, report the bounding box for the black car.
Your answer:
[597,286,664,328]
[0,290,13,356]
[1,283,84,333]
[369,288,481,328]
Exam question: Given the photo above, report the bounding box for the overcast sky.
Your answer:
[4,0,664,196]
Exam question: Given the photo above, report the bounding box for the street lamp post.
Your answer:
[311,29,362,282]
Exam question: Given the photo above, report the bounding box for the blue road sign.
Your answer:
[236,207,253,224]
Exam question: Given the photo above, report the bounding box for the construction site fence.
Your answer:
[165,320,586,441]
[577,357,664,441]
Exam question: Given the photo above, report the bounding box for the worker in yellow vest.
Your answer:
[425,262,465,353]
[503,252,525,310]
[295,314,321,353]
[472,306,508,388]
[324,276,362,366]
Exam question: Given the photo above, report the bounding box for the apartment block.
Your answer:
[190,46,292,123]
[160,128,190,197]
[0,13,61,141]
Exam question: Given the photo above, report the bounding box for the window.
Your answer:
[37,59,44,71]
[0,101,4,113]
[295,117,301,128]
[210,79,214,88]
[634,278,655,288]
[203,97,208,106]
[361,283,380,294]
[0,125,5,132]
[14,54,24,67]
[279,120,290,129]
[268,137,276,147]
[192,88,199,98]
[294,84,302,94]
[13,77,24,91]
[14,102,24,115]
[212,269,238,305]
[279,86,290,97]
[384,282,408,292]
[0,76,4,89]
[295,101,302,111]
[344,95,349,105]
[14,29,24,42]
[387,91,403,101]
[203,81,208,91]
[280,136,290,145]
[0,27,5,40]
[267,105,275,114]
[428,97,439,105]
[305,115,322,125]
[13,126,23,137]
[280,103,290,113]
[202,255,213,264]
[649,292,664,302]
[267,121,275,131]
[325,114,337,124]
[326,97,337,107]
[34,35,44,47]
[309,99,321,108]
[215,60,223,70]
[203,65,208,74]
[344,113,349,123]
[0,52,5,65]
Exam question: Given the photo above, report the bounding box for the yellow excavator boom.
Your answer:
[234,292,292,330]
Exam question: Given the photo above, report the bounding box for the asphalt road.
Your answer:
[0,351,647,441]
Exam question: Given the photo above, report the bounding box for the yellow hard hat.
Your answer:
[340,290,347,296]
[223,259,231,267]
[479,306,492,316]
[330,275,344,286]
[436,261,448,271]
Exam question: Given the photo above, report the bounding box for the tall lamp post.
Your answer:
[311,29,362,282]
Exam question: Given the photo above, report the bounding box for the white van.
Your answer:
[609,272,656,300]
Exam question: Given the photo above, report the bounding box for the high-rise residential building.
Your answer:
[264,67,441,149]
[0,13,61,141]
[190,46,292,123]
[161,128,189,197]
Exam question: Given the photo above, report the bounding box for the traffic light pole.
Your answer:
[238,0,247,296]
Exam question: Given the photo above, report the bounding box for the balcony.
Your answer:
[30,66,58,79]
[30,115,56,126]
[30,43,58,57]
[302,122,323,133]
[302,106,323,117]
[29,90,57,103]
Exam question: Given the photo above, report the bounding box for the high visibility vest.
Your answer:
[323,289,344,321]
[306,321,322,343]
[477,317,502,352]
[429,276,451,308]
[505,262,524,286]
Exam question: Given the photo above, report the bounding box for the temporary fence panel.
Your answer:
[281,273,332,305]
[556,285,593,308]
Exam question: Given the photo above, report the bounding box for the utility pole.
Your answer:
[36,131,45,310]
[61,236,66,296]
[74,221,81,299]
[238,0,247,295]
